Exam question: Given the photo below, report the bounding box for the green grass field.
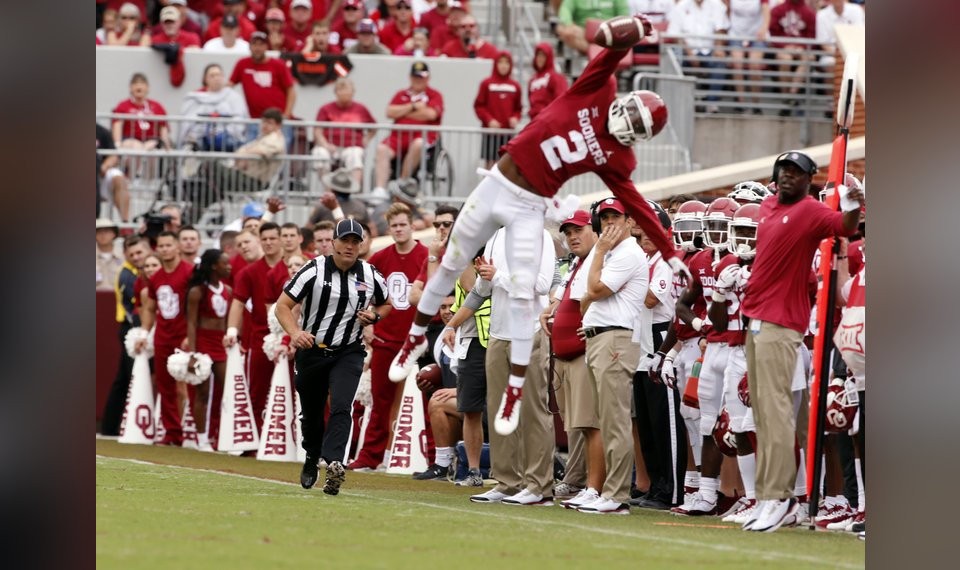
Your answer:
[96,440,864,569]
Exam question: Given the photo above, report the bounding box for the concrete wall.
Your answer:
[691,116,834,170]
[96,47,493,127]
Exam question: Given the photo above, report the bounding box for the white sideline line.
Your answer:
[97,455,861,569]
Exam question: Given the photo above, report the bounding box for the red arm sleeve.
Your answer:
[229,60,243,84]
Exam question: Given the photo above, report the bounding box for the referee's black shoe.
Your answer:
[301,455,320,489]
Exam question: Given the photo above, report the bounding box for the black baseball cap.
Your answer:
[410,61,429,78]
[334,219,364,240]
[222,14,239,28]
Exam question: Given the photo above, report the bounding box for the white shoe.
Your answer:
[783,502,811,527]
[720,496,751,519]
[670,491,717,516]
[388,334,428,382]
[750,498,799,533]
[722,498,757,523]
[493,386,522,435]
[470,488,513,503]
[742,500,771,531]
[577,496,630,515]
[501,489,554,506]
[561,488,599,510]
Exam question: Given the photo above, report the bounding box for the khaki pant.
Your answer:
[745,319,803,500]
[585,329,640,503]
[486,331,556,496]
[554,353,588,487]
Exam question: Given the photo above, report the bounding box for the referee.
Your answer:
[276,219,390,495]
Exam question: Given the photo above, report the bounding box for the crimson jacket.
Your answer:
[473,51,522,128]
[527,42,569,121]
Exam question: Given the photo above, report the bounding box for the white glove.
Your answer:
[837,183,863,213]
[691,317,704,332]
[714,264,740,294]
[660,358,677,388]
[739,265,752,290]
[646,352,664,378]
[668,256,692,282]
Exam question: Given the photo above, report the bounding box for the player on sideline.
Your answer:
[388,13,691,436]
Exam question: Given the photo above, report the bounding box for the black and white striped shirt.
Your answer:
[284,256,389,348]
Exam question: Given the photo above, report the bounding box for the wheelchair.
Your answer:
[385,135,454,199]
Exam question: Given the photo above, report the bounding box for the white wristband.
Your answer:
[691,317,703,332]
[331,206,345,220]
[226,327,238,338]
[261,211,274,222]
[712,290,727,303]
[665,348,679,361]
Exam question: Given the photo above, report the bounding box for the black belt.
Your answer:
[582,326,629,339]
[312,341,362,356]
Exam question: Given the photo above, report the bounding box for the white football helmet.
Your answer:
[728,203,760,259]
[728,181,771,205]
[672,200,706,252]
[607,90,667,146]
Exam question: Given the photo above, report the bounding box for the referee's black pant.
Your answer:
[633,321,688,506]
[295,343,365,465]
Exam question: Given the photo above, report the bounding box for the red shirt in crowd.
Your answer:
[151,28,202,48]
[227,253,250,288]
[502,47,676,261]
[205,14,258,42]
[473,51,522,128]
[367,243,428,343]
[388,85,444,146]
[742,195,853,333]
[262,259,293,305]
[330,19,358,50]
[378,21,414,52]
[315,100,376,148]
[229,56,295,118]
[283,22,314,52]
[233,258,281,346]
[769,0,816,47]
[441,37,498,59]
[527,42,569,121]
[111,98,168,141]
[147,260,194,347]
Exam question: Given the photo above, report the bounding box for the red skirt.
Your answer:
[196,327,226,362]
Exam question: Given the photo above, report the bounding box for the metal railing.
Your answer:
[659,33,836,117]
[97,112,694,232]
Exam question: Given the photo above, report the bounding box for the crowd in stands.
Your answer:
[97,3,867,537]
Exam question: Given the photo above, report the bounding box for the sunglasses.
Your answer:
[344,5,359,10]
[433,221,453,229]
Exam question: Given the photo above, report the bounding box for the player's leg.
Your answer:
[493,201,547,435]
[207,361,225,449]
[390,177,505,381]
[722,347,758,522]
[153,343,183,445]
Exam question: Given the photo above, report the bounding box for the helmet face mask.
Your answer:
[701,197,739,251]
[728,203,760,259]
[671,200,706,252]
[607,90,666,146]
[728,181,771,205]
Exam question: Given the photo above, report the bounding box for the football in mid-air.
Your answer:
[593,15,649,50]
[416,363,442,393]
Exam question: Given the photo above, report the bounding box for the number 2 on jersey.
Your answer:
[540,131,588,171]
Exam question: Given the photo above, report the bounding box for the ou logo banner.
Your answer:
[135,404,155,438]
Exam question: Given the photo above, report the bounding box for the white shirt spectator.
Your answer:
[581,239,648,330]
[203,37,251,54]
[667,0,731,51]
[728,0,769,38]
[815,0,865,45]
[628,0,675,23]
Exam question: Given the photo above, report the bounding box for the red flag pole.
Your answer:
[805,53,859,527]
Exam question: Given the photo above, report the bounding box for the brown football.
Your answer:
[416,363,442,393]
[593,15,647,50]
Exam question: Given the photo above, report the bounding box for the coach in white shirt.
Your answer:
[576,197,648,515]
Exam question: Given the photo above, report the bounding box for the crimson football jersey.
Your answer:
[367,242,428,343]
[147,260,194,347]
[687,248,721,342]
[712,253,746,346]
[672,249,703,342]
[233,257,281,341]
[502,47,675,260]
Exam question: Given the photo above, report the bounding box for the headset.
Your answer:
[589,196,614,234]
